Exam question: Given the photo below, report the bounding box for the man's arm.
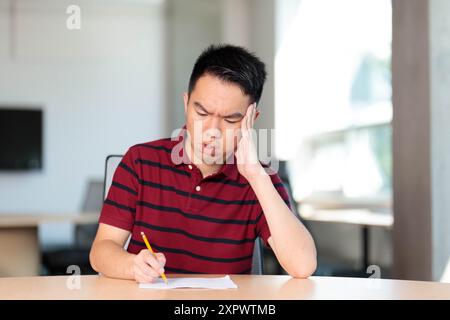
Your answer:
[90,223,166,283]
[251,175,317,278]
[235,104,317,278]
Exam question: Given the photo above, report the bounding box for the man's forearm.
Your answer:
[90,240,135,279]
[249,173,317,278]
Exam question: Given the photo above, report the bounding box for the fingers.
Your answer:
[136,261,160,279]
[155,252,166,268]
[135,270,156,284]
[134,257,159,283]
[246,104,252,131]
[250,103,256,128]
[134,269,153,284]
[143,251,165,274]
[247,103,256,131]
[241,103,255,137]
[241,107,248,134]
[133,250,167,283]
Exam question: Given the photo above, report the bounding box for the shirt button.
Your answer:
[188,165,192,170]
[195,185,201,192]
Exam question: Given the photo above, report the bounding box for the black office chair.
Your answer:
[41,154,129,275]
[251,237,264,275]
[41,180,102,275]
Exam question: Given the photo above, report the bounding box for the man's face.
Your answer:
[183,74,258,165]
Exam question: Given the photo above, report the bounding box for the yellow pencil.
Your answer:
[140,231,168,284]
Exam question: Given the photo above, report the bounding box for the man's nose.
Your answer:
[204,117,222,139]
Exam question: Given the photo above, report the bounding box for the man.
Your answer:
[90,44,316,283]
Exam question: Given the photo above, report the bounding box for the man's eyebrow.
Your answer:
[222,112,244,119]
[193,101,243,119]
[193,101,210,114]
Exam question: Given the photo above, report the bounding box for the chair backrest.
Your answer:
[103,155,124,201]
[103,155,131,249]
[251,237,264,275]
[74,179,104,248]
[102,154,264,274]
[81,180,104,211]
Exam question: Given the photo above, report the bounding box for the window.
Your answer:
[275,0,392,206]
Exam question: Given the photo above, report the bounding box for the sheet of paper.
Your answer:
[138,275,238,290]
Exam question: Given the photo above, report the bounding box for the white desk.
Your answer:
[300,207,393,228]
[299,207,393,271]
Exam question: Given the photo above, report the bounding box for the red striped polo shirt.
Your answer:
[99,132,291,274]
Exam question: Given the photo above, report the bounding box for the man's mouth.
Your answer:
[202,143,216,155]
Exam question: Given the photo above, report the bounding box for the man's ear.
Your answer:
[183,92,189,114]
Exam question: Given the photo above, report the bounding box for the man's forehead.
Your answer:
[191,75,250,110]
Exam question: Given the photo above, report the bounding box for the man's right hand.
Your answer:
[131,249,166,283]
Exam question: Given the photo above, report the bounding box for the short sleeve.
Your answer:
[98,148,139,232]
[255,172,293,248]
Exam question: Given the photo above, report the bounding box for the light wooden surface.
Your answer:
[0,227,40,276]
[1,274,450,300]
[0,212,99,277]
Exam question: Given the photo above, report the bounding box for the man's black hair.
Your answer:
[188,44,267,104]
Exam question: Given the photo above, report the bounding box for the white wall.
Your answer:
[0,0,166,243]
[165,0,276,134]
[165,0,222,133]
[221,0,275,132]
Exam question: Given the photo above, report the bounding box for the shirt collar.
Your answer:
[170,125,240,181]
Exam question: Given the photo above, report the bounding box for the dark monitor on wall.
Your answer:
[0,108,43,170]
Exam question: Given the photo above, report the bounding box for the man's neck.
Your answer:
[196,162,221,178]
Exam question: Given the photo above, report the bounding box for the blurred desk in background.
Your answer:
[300,207,393,227]
[299,207,393,272]
[0,212,99,277]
